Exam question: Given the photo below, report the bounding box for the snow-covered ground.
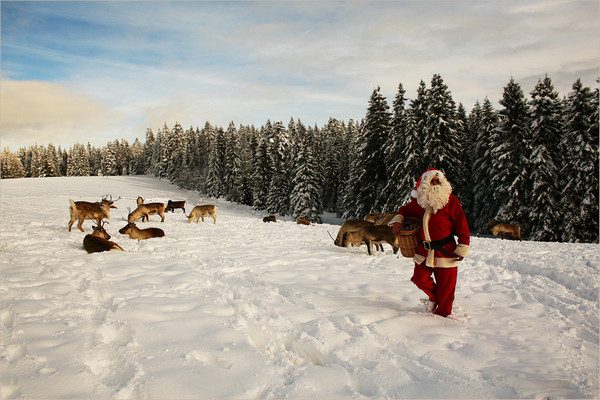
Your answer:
[0,175,597,399]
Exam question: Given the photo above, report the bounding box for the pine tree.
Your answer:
[266,121,291,215]
[321,118,346,213]
[144,129,155,174]
[561,79,599,242]
[290,124,323,222]
[527,75,563,241]
[410,80,429,175]
[341,119,361,218]
[471,98,499,231]
[67,143,91,176]
[1,148,25,178]
[42,143,61,177]
[491,77,531,232]
[381,83,414,211]
[205,126,225,197]
[352,87,391,217]
[424,74,465,198]
[252,126,272,211]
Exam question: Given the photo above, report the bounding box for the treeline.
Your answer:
[2,74,598,243]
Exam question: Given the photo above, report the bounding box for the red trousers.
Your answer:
[411,263,457,317]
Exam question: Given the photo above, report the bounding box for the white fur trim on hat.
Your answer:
[411,169,445,198]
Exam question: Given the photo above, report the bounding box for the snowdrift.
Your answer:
[0,176,597,399]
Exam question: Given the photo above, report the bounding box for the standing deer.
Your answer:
[187,205,217,224]
[68,195,117,232]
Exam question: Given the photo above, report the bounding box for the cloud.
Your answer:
[0,80,119,149]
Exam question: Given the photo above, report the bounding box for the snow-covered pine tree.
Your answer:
[266,121,291,216]
[527,75,563,241]
[490,77,531,232]
[455,103,473,221]
[223,122,243,203]
[0,148,25,178]
[131,138,145,175]
[17,147,31,177]
[381,83,414,212]
[144,129,155,174]
[321,118,346,214]
[100,140,120,176]
[561,79,599,243]
[205,126,225,198]
[67,143,91,176]
[424,74,465,198]
[42,143,62,177]
[237,124,257,206]
[410,80,429,175]
[290,124,323,223]
[88,143,102,176]
[340,119,361,218]
[351,86,391,217]
[471,98,499,232]
[252,125,272,211]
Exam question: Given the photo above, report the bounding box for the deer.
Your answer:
[68,195,117,232]
[332,219,375,247]
[187,205,217,224]
[83,222,125,253]
[119,222,165,240]
[364,212,396,225]
[166,200,186,214]
[296,216,311,225]
[342,225,400,255]
[263,215,277,223]
[489,222,522,241]
[127,197,165,223]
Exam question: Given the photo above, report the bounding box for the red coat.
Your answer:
[395,195,470,268]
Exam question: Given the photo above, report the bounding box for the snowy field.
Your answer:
[0,175,598,399]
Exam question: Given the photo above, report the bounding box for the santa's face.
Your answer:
[416,171,452,213]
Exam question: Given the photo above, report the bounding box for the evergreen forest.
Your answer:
[2,75,598,243]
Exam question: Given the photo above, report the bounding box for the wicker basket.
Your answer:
[397,217,421,258]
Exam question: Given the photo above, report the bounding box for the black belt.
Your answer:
[422,235,454,256]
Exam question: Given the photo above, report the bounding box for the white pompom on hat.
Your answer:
[411,168,445,198]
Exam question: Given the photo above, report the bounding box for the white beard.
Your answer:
[416,176,452,213]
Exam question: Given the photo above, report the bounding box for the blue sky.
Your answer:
[1,1,598,150]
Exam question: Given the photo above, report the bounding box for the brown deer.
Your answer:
[333,219,375,247]
[364,212,396,225]
[489,222,522,241]
[342,225,399,255]
[119,222,165,240]
[263,215,277,223]
[187,205,217,224]
[296,216,311,225]
[83,222,125,253]
[166,200,186,214]
[128,197,165,223]
[68,195,117,232]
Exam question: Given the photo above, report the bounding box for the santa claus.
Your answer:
[388,168,470,317]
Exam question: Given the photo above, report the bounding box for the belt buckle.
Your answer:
[423,241,432,250]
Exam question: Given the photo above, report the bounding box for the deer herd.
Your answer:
[69,196,521,255]
[68,195,217,253]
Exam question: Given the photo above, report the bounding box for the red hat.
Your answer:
[411,168,441,198]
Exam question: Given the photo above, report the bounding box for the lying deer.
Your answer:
[489,222,522,241]
[119,222,165,240]
[187,205,217,224]
[166,200,186,214]
[68,195,117,232]
[128,197,166,223]
[296,217,311,225]
[83,222,124,253]
[263,215,277,223]
[342,225,399,255]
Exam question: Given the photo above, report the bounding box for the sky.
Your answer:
[1,1,598,151]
